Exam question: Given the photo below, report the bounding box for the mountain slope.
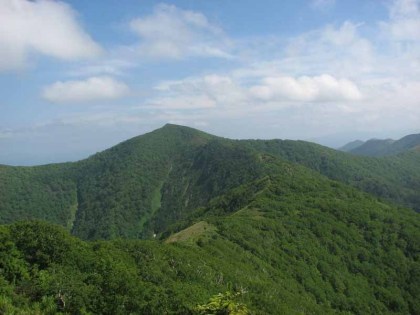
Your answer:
[71,124,215,239]
[243,138,420,212]
[0,163,77,227]
[0,154,418,314]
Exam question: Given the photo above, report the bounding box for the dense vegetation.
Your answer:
[1,160,419,314]
[0,124,419,313]
[0,165,420,314]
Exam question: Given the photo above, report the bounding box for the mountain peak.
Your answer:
[157,123,207,134]
[149,123,216,144]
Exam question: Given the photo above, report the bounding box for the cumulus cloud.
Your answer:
[250,75,363,102]
[129,4,232,59]
[42,76,129,103]
[0,0,101,71]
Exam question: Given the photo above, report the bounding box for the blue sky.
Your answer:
[0,0,419,165]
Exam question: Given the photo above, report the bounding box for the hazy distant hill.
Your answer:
[339,139,365,152]
[344,134,420,157]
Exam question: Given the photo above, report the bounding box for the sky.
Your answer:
[0,0,419,165]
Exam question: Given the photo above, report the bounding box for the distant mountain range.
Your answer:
[340,133,420,157]
[0,124,419,314]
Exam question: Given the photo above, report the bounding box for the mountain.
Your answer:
[0,124,419,314]
[0,147,419,314]
[0,125,267,239]
[1,124,420,241]
[346,134,420,157]
[339,139,364,152]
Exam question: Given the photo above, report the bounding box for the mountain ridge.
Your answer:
[340,133,420,157]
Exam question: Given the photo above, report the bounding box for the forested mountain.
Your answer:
[342,134,420,157]
[0,124,419,314]
[1,124,420,239]
[1,125,266,239]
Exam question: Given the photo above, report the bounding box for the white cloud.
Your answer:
[0,0,101,71]
[381,0,420,41]
[129,4,232,59]
[250,74,363,102]
[147,71,363,118]
[151,75,247,109]
[42,76,129,103]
